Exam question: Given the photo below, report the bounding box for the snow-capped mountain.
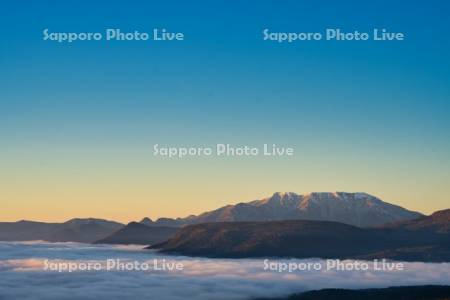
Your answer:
[147,192,423,227]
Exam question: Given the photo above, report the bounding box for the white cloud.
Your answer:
[0,242,449,300]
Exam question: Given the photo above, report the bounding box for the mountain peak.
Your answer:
[140,217,154,226]
[430,209,450,220]
[64,218,103,225]
[148,191,424,228]
[271,192,296,198]
[382,208,450,233]
[62,218,124,232]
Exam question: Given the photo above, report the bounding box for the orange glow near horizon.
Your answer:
[1,143,449,223]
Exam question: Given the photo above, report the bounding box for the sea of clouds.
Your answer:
[0,241,449,300]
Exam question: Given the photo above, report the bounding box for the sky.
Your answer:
[0,0,449,222]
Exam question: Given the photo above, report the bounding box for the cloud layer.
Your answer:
[0,242,449,300]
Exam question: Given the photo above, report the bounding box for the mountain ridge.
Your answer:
[95,222,179,245]
[145,192,423,228]
[254,285,450,300]
[149,209,450,261]
[0,192,429,243]
[0,218,124,243]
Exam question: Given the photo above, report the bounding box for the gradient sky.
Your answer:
[1,0,449,223]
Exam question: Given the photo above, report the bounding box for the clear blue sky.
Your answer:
[1,0,449,221]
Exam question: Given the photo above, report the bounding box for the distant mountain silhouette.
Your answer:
[361,209,450,261]
[145,192,423,227]
[140,217,154,226]
[255,285,450,300]
[0,218,124,243]
[149,209,450,261]
[95,222,179,245]
[381,209,450,233]
[149,220,381,258]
